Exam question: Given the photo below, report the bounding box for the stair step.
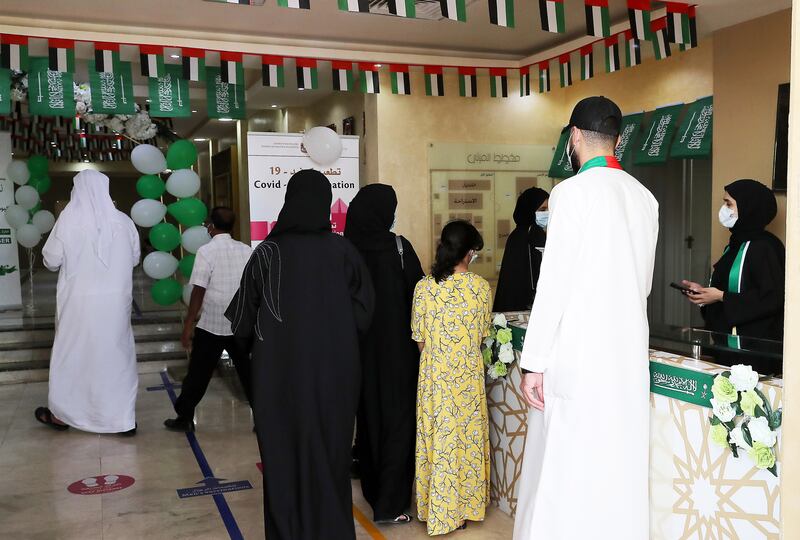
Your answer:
[0,357,187,384]
[0,323,184,349]
[0,340,185,366]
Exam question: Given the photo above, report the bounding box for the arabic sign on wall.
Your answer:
[428,142,556,172]
[247,132,359,246]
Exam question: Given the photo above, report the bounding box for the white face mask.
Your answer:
[535,211,550,229]
[719,205,738,228]
[390,215,396,231]
[469,251,478,265]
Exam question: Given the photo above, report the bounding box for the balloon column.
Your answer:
[5,156,56,249]
[129,140,210,306]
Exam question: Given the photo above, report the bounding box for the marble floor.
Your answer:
[0,369,514,540]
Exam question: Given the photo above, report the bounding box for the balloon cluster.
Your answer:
[302,127,343,166]
[129,140,210,306]
[5,156,56,249]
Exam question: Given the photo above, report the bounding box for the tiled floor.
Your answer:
[0,369,514,539]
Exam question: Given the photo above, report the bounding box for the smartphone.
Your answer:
[670,282,698,295]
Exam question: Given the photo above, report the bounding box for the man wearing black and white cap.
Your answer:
[514,97,659,540]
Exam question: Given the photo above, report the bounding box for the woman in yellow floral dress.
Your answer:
[411,220,492,536]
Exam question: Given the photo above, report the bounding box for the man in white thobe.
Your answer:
[514,97,659,540]
[36,169,140,434]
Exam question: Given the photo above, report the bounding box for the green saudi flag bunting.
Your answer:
[671,96,712,158]
[488,0,515,28]
[148,64,191,118]
[614,112,644,167]
[548,128,574,178]
[89,60,135,115]
[28,57,75,117]
[439,0,467,22]
[1,35,29,71]
[206,66,246,119]
[585,0,610,38]
[0,69,10,116]
[634,104,684,165]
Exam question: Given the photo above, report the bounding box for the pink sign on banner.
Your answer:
[246,132,360,247]
[68,475,135,495]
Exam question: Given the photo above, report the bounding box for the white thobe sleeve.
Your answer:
[42,226,64,272]
[519,182,587,373]
[129,221,141,267]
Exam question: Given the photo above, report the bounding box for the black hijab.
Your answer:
[344,184,397,252]
[269,169,332,237]
[513,188,549,232]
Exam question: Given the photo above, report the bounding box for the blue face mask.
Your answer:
[535,211,550,229]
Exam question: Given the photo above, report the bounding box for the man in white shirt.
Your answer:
[165,207,253,432]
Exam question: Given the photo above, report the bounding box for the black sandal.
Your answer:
[375,513,412,525]
[34,407,69,431]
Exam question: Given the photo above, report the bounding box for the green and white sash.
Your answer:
[722,241,751,349]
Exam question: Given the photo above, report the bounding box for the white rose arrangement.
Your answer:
[708,364,781,476]
[72,83,158,141]
[482,313,516,380]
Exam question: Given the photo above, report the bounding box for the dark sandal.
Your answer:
[34,407,69,431]
[375,513,412,525]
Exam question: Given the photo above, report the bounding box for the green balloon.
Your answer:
[178,254,196,278]
[166,139,198,170]
[167,198,207,227]
[28,175,52,195]
[151,278,182,306]
[27,155,49,176]
[29,202,42,217]
[149,223,181,252]
[136,174,166,199]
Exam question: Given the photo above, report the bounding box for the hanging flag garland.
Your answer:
[579,45,594,81]
[490,68,508,98]
[0,35,29,71]
[458,67,478,97]
[48,39,75,74]
[585,0,610,38]
[181,48,206,81]
[540,0,565,34]
[390,64,411,95]
[650,18,672,60]
[277,0,310,9]
[219,52,244,84]
[425,66,445,97]
[339,0,370,13]
[605,35,621,73]
[627,0,652,41]
[332,61,355,91]
[679,6,698,50]
[489,0,515,28]
[625,30,642,67]
[440,0,467,22]
[296,58,319,90]
[139,45,165,78]
[519,66,531,97]
[388,0,416,18]
[665,2,691,44]
[538,61,551,93]
[262,55,285,87]
[94,42,121,74]
[558,54,572,88]
[359,63,380,94]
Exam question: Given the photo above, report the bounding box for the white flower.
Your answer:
[729,364,759,392]
[747,416,777,447]
[498,343,515,364]
[104,117,125,133]
[75,101,87,114]
[483,337,495,349]
[493,313,508,327]
[729,426,751,450]
[10,88,25,102]
[711,398,736,423]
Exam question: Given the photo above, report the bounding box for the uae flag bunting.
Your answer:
[359,63,380,94]
[580,45,594,81]
[665,2,692,44]
[539,0,565,34]
[559,54,572,88]
[94,42,121,74]
[520,66,531,97]
[539,61,551,93]
[489,0,515,28]
[220,52,244,85]
[585,0,610,38]
[390,64,411,95]
[388,0,416,18]
[332,61,355,91]
[338,0,370,13]
[262,55,285,88]
[296,58,319,90]
[651,18,672,60]
[605,35,621,73]
[627,0,652,40]
[277,0,310,9]
[182,48,206,81]
[1,35,29,71]
[48,39,75,73]
[424,66,445,97]
[678,6,698,50]
[625,30,641,67]
[439,0,467,22]
[490,68,508,98]
[205,0,257,4]
[139,45,165,78]
[458,67,477,97]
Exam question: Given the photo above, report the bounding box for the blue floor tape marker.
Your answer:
[159,371,245,540]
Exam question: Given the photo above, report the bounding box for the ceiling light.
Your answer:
[170,54,180,59]
[191,110,198,113]
[271,105,278,108]
[146,99,151,103]
[193,138,207,142]
[218,117,235,122]
[298,88,305,91]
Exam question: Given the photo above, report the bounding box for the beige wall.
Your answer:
[713,10,791,256]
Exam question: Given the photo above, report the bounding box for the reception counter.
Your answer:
[487,315,783,539]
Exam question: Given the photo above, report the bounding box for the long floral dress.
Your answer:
[411,272,492,536]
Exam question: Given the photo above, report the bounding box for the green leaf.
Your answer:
[721,371,732,378]
[754,387,773,418]
[742,424,753,447]
[710,416,721,426]
[754,405,767,419]
[768,464,778,477]
[771,410,783,429]
[731,444,739,458]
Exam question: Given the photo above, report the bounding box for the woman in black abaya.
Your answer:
[493,188,550,312]
[226,170,374,540]
[683,179,785,374]
[345,184,424,525]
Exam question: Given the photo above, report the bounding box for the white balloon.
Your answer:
[130,199,167,228]
[143,251,179,280]
[182,283,193,306]
[31,210,56,234]
[6,160,30,185]
[5,205,30,229]
[303,126,342,166]
[15,185,40,210]
[131,144,167,175]
[16,224,41,248]
[181,226,211,254]
[166,169,201,198]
